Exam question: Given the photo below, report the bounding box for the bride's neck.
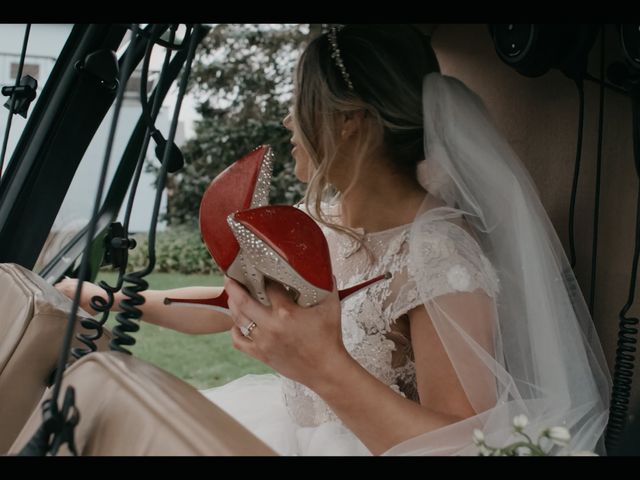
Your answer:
[338,164,428,233]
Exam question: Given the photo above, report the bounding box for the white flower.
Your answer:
[472,429,485,444]
[447,264,471,291]
[513,414,529,429]
[477,444,491,456]
[546,426,571,446]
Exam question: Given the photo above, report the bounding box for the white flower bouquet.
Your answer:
[473,415,597,456]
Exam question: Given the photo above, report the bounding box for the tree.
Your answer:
[164,24,311,227]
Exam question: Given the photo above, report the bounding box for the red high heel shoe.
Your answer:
[227,205,391,307]
[164,147,391,313]
[164,145,274,313]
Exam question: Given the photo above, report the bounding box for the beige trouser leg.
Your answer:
[0,263,111,453]
[9,351,276,456]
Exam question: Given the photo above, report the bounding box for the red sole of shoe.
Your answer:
[199,145,273,271]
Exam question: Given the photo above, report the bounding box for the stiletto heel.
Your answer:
[164,290,229,313]
[228,205,391,307]
[164,145,274,312]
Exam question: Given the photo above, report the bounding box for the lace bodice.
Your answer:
[280,200,501,427]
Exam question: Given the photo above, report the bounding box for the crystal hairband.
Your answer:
[327,26,355,91]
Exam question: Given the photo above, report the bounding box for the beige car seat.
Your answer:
[9,351,275,455]
[0,263,111,453]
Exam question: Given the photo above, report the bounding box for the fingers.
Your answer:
[263,278,295,306]
[230,324,263,361]
[54,278,77,298]
[224,276,300,343]
[232,311,259,338]
[224,276,270,340]
[230,324,253,346]
[223,275,271,320]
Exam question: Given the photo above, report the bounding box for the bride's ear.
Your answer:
[340,110,367,139]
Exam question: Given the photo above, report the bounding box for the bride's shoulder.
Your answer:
[417,195,479,243]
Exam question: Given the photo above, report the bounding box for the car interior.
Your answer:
[0,23,639,456]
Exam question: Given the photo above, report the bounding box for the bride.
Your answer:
[56,24,611,456]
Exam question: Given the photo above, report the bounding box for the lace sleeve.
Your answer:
[407,216,500,303]
[384,214,499,326]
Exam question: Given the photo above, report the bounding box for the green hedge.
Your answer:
[127,226,221,275]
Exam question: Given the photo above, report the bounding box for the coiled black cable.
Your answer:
[109,272,149,354]
[606,191,640,451]
[18,24,143,457]
[605,51,640,453]
[70,25,171,360]
[110,24,200,353]
[69,280,117,360]
[564,24,640,453]
[48,23,141,403]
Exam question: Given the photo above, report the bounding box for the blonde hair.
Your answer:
[293,25,440,264]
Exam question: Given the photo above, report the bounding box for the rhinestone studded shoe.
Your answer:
[227,205,391,307]
[164,145,274,313]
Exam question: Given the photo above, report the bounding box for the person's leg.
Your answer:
[0,263,110,453]
[10,351,276,456]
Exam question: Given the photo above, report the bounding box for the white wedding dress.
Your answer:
[201,73,612,456]
[200,196,501,456]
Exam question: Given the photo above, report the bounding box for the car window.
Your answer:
[0,24,72,175]
[5,26,183,273]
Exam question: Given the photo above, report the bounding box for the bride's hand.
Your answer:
[224,275,350,389]
[55,277,106,315]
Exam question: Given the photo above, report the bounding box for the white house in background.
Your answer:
[0,24,185,234]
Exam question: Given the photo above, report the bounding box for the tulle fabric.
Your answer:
[383,73,611,455]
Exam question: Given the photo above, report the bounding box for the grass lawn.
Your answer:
[95,271,274,390]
